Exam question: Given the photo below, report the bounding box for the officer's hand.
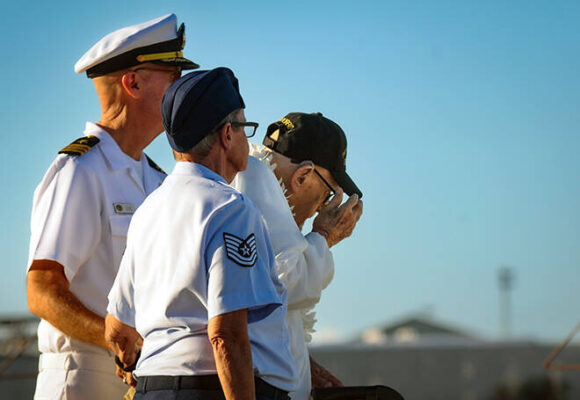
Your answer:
[105,313,142,366]
[115,366,137,387]
[312,188,363,248]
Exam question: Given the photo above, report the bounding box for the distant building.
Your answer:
[311,315,580,400]
[358,314,483,346]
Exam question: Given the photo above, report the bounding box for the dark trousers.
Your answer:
[134,390,278,400]
[135,375,289,400]
[134,389,224,400]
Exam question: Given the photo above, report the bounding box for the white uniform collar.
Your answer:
[84,122,145,172]
[172,161,228,184]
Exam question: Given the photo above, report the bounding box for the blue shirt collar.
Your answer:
[172,161,228,185]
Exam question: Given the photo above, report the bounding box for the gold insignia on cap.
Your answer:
[342,148,347,167]
[177,23,186,50]
[280,118,295,131]
[58,135,100,157]
[137,51,183,62]
[269,129,281,142]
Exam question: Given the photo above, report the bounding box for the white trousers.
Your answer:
[34,351,128,400]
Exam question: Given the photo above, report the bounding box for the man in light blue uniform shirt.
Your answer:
[106,67,297,400]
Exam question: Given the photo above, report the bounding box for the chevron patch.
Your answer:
[223,232,257,267]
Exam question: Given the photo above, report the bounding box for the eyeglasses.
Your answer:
[230,121,259,138]
[130,67,182,82]
[313,168,336,204]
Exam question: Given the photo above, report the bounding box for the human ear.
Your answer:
[121,72,140,99]
[291,162,314,191]
[219,123,233,149]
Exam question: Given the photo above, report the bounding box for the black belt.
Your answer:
[136,374,289,399]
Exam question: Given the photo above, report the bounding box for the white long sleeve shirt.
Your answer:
[231,144,335,400]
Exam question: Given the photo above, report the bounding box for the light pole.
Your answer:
[498,266,515,338]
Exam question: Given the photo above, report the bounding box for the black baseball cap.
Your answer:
[263,112,362,198]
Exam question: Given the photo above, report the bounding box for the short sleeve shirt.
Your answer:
[28,123,166,355]
[108,162,297,391]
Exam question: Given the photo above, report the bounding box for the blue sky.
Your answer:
[1,1,579,343]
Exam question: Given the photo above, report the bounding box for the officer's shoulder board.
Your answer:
[146,155,166,175]
[58,135,100,157]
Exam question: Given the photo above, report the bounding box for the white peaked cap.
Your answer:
[75,14,198,77]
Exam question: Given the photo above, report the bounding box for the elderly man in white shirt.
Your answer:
[231,112,363,400]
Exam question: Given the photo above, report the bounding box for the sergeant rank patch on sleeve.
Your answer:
[223,232,257,267]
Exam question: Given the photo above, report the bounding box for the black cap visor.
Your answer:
[152,57,199,70]
[332,169,362,199]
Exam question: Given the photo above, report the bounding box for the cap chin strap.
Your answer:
[137,51,183,62]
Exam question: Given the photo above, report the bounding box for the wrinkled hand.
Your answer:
[310,356,343,388]
[312,188,363,248]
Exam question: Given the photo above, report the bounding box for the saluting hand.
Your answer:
[312,188,363,248]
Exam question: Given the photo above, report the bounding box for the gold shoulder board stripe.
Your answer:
[58,135,100,156]
[146,155,166,174]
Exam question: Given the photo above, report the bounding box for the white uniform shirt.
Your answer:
[28,122,166,356]
[231,145,335,400]
[108,162,297,392]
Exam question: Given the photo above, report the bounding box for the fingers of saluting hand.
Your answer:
[335,194,360,225]
[321,187,344,212]
[352,198,363,221]
[337,193,359,215]
[333,195,362,239]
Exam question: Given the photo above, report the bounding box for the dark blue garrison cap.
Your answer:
[162,67,245,152]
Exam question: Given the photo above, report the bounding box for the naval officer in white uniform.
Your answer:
[26,14,198,400]
[106,67,297,400]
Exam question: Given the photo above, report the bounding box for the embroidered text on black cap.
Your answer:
[223,233,257,267]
